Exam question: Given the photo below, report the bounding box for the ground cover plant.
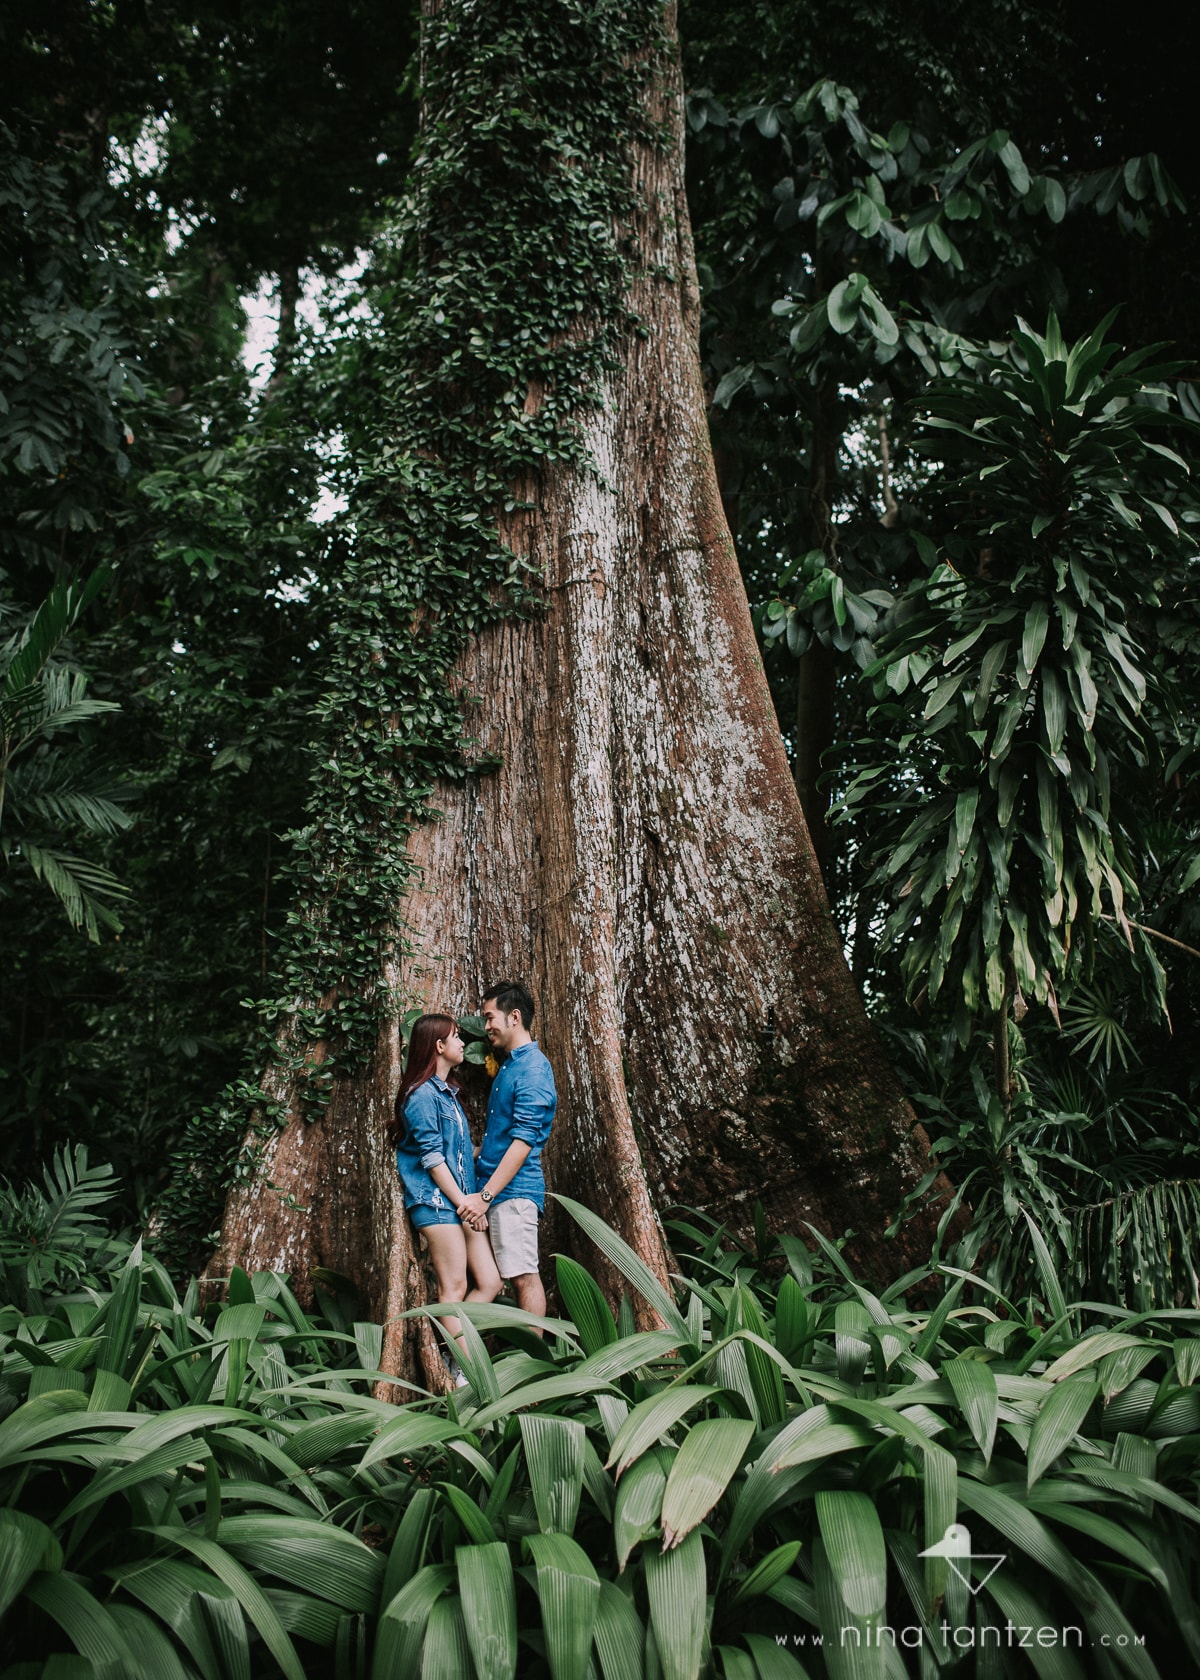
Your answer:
[1,1160,1199,1678]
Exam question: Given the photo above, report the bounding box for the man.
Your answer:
[456,979,557,1320]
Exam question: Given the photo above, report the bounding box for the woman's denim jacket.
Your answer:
[394,1076,476,1213]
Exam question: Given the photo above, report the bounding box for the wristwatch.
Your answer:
[480,1187,494,1204]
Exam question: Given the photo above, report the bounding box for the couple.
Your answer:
[390,979,557,1383]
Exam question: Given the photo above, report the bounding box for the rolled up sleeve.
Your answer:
[510,1074,556,1147]
[405,1086,446,1169]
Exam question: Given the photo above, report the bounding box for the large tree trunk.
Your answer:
[207,1,950,1388]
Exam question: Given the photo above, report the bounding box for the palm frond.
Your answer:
[0,567,110,696]
[8,838,129,939]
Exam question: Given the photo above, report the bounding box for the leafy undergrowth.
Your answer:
[1,1162,1199,1678]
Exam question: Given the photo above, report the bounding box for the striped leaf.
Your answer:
[660,1417,755,1549]
[765,1405,876,1475]
[606,1386,719,1478]
[520,1413,586,1536]
[645,1529,707,1680]
[372,1563,454,1680]
[554,1195,690,1342]
[742,1632,814,1678]
[23,1573,137,1679]
[814,1491,887,1622]
[524,1532,600,1680]
[833,1303,871,1386]
[457,1542,518,1680]
[215,1514,384,1611]
[774,1275,809,1362]
[0,1509,58,1618]
[556,1254,618,1355]
[727,1541,803,1608]
[1027,1377,1098,1488]
[421,1593,471,1680]
[594,1577,646,1680]
[0,1391,89,1469]
[107,1603,195,1680]
[145,1527,306,1680]
[614,1445,673,1570]
[944,1356,998,1462]
[358,1411,470,1472]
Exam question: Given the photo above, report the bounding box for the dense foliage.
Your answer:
[2,1172,1199,1678]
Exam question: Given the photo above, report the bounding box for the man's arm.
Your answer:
[456,1139,531,1223]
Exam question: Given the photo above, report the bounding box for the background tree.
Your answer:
[204,0,950,1388]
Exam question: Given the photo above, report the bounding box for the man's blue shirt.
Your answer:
[479,1041,557,1211]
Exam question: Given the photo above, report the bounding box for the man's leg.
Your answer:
[508,1269,546,1322]
[490,1199,544,1328]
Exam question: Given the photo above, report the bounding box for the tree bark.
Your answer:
[207,1,952,1388]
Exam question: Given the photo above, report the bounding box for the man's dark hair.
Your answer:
[483,979,535,1030]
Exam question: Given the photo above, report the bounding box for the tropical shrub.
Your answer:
[2,1184,1200,1677]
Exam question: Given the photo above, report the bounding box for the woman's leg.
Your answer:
[422,1223,469,1355]
[463,1224,502,1304]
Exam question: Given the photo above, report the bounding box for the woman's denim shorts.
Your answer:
[409,1204,461,1230]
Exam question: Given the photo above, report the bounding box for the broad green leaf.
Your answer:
[373,1563,454,1680]
[554,1196,690,1342]
[828,275,867,334]
[606,1386,719,1477]
[981,1569,1086,1679]
[594,1577,646,1680]
[145,1527,306,1680]
[0,1391,90,1468]
[0,1509,58,1618]
[437,1482,499,1546]
[614,1445,673,1570]
[286,1410,378,1469]
[1021,602,1049,678]
[766,1405,875,1474]
[728,1541,803,1607]
[1026,1500,1166,1587]
[660,1417,754,1549]
[1027,1378,1098,1488]
[23,1573,137,1678]
[645,1529,707,1680]
[422,1593,471,1680]
[457,1543,517,1680]
[358,1411,471,1472]
[814,1491,887,1620]
[521,1413,585,1535]
[742,1631,813,1678]
[216,1514,384,1611]
[812,1534,882,1680]
[556,1254,618,1355]
[471,1370,624,1429]
[833,1302,871,1386]
[775,1276,808,1361]
[944,1357,998,1462]
[108,1602,195,1680]
[717,1646,758,1680]
[577,1331,684,1384]
[525,1532,600,1680]
[1041,1332,1147,1384]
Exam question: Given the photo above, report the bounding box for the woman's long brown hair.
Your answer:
[387,1013,457,1142]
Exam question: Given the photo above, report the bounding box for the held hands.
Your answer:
[457,1193,489,1230]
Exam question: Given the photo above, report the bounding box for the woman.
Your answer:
[390,1013,501,1383]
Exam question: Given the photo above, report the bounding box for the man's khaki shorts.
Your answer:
[488,1197,540,1279]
